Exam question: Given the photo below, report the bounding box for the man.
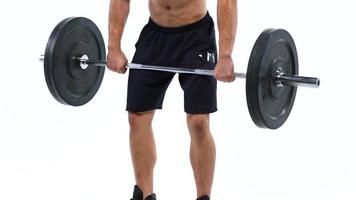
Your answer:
[107,0,237,199]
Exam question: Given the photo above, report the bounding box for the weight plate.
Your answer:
[44,17,105,106]
[246,29,298,129]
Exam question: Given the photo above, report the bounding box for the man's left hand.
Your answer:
[213,56,235,82]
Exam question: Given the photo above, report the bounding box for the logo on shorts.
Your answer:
[198,52,216,64]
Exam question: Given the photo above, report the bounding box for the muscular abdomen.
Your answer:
[149,0,206,27]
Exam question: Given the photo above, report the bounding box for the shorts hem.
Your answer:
[185,108,218,115]
[126,106,162,113]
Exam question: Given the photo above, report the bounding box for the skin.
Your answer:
[107,0,237,198]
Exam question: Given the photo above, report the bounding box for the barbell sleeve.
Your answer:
[276,74,320,88]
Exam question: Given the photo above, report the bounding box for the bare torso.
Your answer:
[149,0,206,27]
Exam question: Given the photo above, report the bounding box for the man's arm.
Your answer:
[217,0,237,59]
[214,0,237,82]
[108,0,130,51]
[107,0,130,73]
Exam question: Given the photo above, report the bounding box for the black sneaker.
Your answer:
[130,185,157,200]
[197,195,210,200]
[144,193,156,200]
[130,185,143,200]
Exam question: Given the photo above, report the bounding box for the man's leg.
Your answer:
[187,114,216,198]
[129,111,157,199]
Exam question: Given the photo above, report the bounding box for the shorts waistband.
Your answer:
[147,11,213,33]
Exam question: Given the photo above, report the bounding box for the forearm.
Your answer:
[217,0,237,58]
[108,0,130,51]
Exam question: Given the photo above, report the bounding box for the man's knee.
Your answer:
[187,114,211,137]
[128,111,155,129]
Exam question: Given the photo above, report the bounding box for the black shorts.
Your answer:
[127,12,217,114]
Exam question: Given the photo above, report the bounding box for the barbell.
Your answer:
[40,17,320,129]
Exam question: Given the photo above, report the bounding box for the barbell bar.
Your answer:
[39,54,320,88]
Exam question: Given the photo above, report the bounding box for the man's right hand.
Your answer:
[107,49,128,74]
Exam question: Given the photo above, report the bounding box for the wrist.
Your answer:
[108,45,122,52]
[219,53,232,60]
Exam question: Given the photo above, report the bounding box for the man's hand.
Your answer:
[107,49,128,74]
[214,56,235,82]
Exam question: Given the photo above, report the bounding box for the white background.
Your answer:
[0,0,355,200]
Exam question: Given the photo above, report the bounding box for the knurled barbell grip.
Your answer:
[127,63,247,78]
[81,58,247,78]
[82,57,248,78]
